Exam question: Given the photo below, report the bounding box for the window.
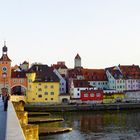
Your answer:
[51,98,53,100]
[77,88,79,91]
[90,93,95,97]
[44,92,48,95]
[38,88,42,91]
[93,82,95,85]
[96,93,101,97]
[51,92,54,95]
[84,93,88,97]
[38,95,42,98]
[51,85,54,88]
[62,83,64,85]
[77,93,79,96]
[38,83,41,86]
[44,85,48,88]
[45,98,48,100]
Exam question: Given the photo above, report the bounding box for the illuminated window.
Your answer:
[84,93,88,97]
[90,93,95,97]
[96,93,101,97]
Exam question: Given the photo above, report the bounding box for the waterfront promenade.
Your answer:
[0,96,7,140]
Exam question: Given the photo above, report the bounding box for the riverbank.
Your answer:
[25,102,140,112]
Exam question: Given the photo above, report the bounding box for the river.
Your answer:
[39,110,140,140]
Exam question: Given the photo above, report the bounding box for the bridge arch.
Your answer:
[11,84,27,95]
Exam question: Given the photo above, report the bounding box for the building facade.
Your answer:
[26,64,60,104]
[53,69,66,94]
[81,89,103,104]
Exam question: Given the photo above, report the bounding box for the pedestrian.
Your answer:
[3,92,10,111]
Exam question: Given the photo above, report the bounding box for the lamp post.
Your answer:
[1,72,7,100]
[2,72,7,88]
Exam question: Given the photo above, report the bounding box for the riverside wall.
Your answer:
[25,103,140,112]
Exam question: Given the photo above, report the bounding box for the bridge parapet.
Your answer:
[6,101,39,140]
[6,101,26,140]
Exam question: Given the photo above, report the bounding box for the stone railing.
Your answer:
[6,101,26,140]
[6,101,39,140]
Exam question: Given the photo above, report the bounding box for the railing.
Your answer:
[6,101,39,140]
[6,101,26,140]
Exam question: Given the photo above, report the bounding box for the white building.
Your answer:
[106,66,125,91]
[69,79,93,99]
[119,65,140,91]
[53,69,66,94]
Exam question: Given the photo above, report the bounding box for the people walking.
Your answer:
[3,92,10,111]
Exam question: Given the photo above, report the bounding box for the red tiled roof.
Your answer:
[68,68,83,78]
[82,69,107,81]
[73,80,92,88]
[11,70,27,78]
[119,65,140,79]
[0,54,11,61]
[52,61,68,70]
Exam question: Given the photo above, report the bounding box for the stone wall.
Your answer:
[13,102,39,140]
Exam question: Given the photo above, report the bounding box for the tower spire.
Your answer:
[4,40,6,46]
[2,41,8,54]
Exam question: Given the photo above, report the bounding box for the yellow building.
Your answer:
[103,92,124,104]
[103,93,114,104]
[113,92,124,102]
[26,64,60,104]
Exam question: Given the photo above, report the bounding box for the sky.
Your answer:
[0,0,140,68]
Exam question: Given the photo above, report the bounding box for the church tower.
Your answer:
[0,42,11,93]
[74,53,82,68]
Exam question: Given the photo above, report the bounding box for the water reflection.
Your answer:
[39,110,140,140]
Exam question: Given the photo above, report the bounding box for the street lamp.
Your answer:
[1,72,7,100]
[2,72,7,88]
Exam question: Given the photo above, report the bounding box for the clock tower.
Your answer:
[0,42,11,93]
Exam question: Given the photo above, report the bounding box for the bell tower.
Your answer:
[0,42,11,93]
[74,53,82,68]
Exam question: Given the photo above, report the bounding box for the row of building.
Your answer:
[0,44,140,104]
